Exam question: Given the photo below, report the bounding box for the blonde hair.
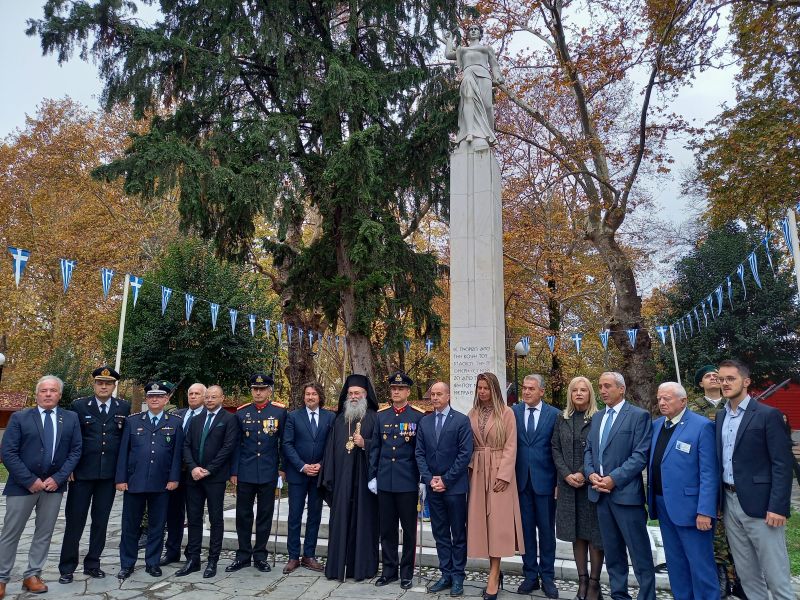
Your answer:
[471,372,507,447]
[563,376,598,420]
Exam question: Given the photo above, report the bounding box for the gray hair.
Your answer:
[658,381,688,400]
[188,382,207,394]
[524,374,544,389]
[36,375,64,394]
[601,371,626,388]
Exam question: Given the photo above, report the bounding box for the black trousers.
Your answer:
[119,491,169,569]
[185,480,226,561]
[235,480,277,562]
[163,473,189,559]
[378,490,418,580]
[59,478,117,574]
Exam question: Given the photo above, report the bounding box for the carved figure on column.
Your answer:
[444,24,504,146]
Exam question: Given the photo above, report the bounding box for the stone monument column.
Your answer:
[444,25,507,413]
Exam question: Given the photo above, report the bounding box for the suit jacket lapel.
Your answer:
[604,402,630,448]
[662,418,686,461]
[650,416,664,463]
[54,410,65,451]
[733,401,756,451]
[33,408,46,448]
[302,409,315,437]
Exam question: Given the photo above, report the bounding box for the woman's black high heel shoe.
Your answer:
[587,576,604,600]
[575,573,589,600]
[482,571,504,600]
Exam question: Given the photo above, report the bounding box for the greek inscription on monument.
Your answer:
[451,345,493,400]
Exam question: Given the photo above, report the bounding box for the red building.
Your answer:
[755,382,800,431]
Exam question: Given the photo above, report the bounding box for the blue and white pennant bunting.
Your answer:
[59,258,76,293]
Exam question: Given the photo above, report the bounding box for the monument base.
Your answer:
[449,139,506,414]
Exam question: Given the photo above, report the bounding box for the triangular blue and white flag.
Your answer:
[325,335,332,349]
[59,258,76,292]
[230,309,238,333]
[701,302,708,326]
[7,247,30,287]
[277,322,283,345]
[655,326,668,345]
[403,339,411,353]
[715,286,723,316]
[316,332,322,345]
[626,328,638,348]
[736,263,747,298]
[129,275,143,307]
[425,338,433,353]
[210,303,220,330]
[264,319,271,335]
[571,333,583,354]
[521,336,530,353]
[685,314,693,336]
[599,329,610,350]
[693,307,701,330]
[185,293,195,321]
[100,267,114,299]
[308,330,314,346]
[763,233,775,274]
[334,335,340,350]
[160,286,172,316]
[287,324,293,343]
[726,276,733,309]
[249,314,256,336]
[781,216,793,250]
[748,251,762,289]
[674,323,682,342]
[546,335,556,353]
[298,327,304,343]
[706,295,715,320]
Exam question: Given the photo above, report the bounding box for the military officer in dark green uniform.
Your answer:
[226,373,287,573]
[369,371,425,589]
[688,365,747,599]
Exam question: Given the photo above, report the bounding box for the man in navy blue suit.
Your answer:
[716,359,794,600]
[647,382,718,600]
[0,375,82,597]
[513,374,559,598]
[584,372,655,600]
[415,382,473,597]
[281,381,334,574]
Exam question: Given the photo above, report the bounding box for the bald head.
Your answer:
[206,385,225,411]
[430,381,450,412]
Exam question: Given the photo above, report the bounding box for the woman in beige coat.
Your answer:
[467,372,524,600]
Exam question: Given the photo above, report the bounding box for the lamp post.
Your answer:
[0,352,6,385]
[513,340,530,404]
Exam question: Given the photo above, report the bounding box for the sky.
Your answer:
[2,3,736,228]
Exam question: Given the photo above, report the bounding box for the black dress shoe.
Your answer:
[225,559,251,573]
[254,560,272,572]
[203,560,218,578]
[401,579,413,589]
[375,575,399,586]
[541,579,559,599]
[58,573,73,584]
[145,565,162,577]
[450,580,464,597]
[518,578,539,594]
[428,577,453,593]
[160,554,181,567]
[83,567,106,578]
[175,560,201,576]
[117,567,134,580]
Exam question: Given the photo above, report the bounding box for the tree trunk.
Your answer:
[547,267,566,409]
[589,230,657,413]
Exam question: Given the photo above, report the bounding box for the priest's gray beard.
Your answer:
[344,396,367,423]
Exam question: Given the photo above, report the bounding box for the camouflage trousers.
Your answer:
[714,514,737,580]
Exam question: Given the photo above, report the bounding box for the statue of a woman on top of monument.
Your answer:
[444,24,504,146]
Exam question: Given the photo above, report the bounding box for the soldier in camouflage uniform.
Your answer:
[688,365,747,600]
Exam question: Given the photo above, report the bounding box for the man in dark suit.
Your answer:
[369,371,426,589]
[58,366,130,584]
[177,384,238,579]
[282,381,335,574]
[161,382,207,565]
[0,375,82,598]
[716,359,793,600]
[513,374,559,598]
[415,381,473,597]
[584,372,655,600]
[647,382,718,600]
[226,373,287,573]
[115,382,183,579]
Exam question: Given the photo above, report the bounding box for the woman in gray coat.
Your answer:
[551,377,604,600]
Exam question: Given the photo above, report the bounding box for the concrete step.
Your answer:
[206,498,671,591]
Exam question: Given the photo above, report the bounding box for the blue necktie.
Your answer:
[599,407,615,459]
[527,407,536,437]
[184,410,194,432]
[43,409,55,463]
[199,412,214,463]
[435,412,443,442]
[152,416,158,427]
[310,412,318,438]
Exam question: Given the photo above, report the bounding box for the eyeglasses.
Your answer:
[718,377,740,384]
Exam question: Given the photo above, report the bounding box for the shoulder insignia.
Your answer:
[237,403,253,411]
[378,405,391,412]
[127,411,144,418]
[271,401,285,408]
[410,405,425,413]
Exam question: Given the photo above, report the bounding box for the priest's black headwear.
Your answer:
[336,373,379,413]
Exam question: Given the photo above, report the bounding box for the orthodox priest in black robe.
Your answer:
[321,374,380,581]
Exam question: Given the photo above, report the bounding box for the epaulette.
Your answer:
[127,411,144,418]
[378,405,391,412]
[271,401,286,408]
[410,405,425,412]
[237,403,253,411]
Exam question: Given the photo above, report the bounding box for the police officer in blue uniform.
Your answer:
[226,373,287,573]
[369,371,425,589]
[58,366,130,584]
[115,382,183,580]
